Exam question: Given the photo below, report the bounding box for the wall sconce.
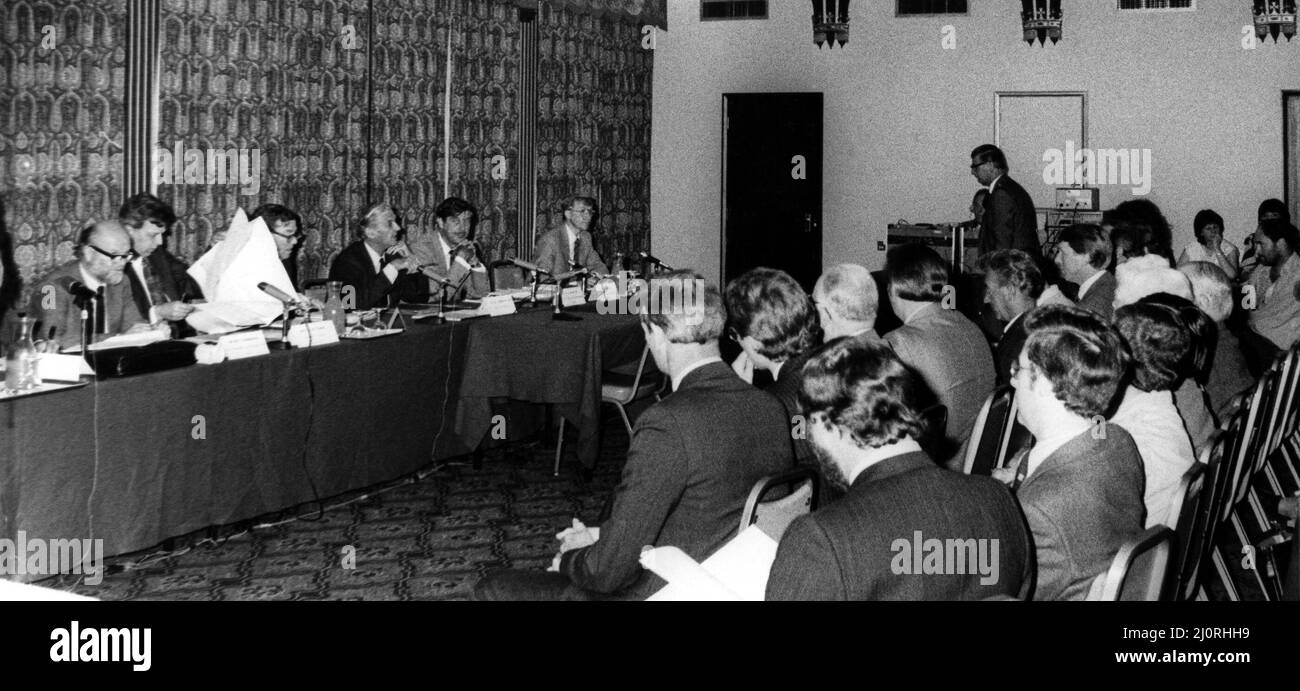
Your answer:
[1254,1,1298,42]
[1021,0,1062,46]
[811,0,850,49]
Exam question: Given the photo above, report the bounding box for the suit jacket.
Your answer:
[405,232,491,300]
[765,352,815,467]
[327,240,428,311]
[994,311,1029,388]
[532,225,609,278]
[126,248,203,338]
[884,302,996,454]
[1206,328,1251,417]
[1016,427,1146,601]
[26,261,147,349]
[766,450,1033,600]
[979,175,1039,256]
[559,361,794,598]
[1074,271,1116,321]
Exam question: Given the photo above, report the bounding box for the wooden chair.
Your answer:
[1089,526,1175,601]
[738,468,820,542]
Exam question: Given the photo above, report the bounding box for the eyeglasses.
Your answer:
[970,161,989,170]
[87,245,136,262]
[567,208,595,216]
[271,228,304,241]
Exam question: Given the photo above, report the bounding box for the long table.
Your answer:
[0,304,643,560]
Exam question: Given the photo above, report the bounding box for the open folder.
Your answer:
[641,526,779,601]
[185,209,295,334]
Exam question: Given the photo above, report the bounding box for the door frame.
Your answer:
[720,91,823,285]
[1285,90,1300,223]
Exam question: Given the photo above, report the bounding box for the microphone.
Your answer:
[511,258,551,276]
[554,267,590,283]
[420,268,455,286]
[55,276,97,300]
[639,251,673,271]
[258,282,312,309]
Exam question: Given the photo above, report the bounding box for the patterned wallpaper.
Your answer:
[0,0,127,297]
[2,0,653,290]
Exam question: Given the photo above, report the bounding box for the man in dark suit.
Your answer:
[474,271,794,600]
[328,202,428,311]
[249,203,304,291]
[980,250,1044,387]
[119,193,201,335]
[766,337,1032,600]
[971,144,1039,256]
[531,195,610,278]
[883,244,995,464]
[724,267,821,468]
[406,197,491,300]
[27,221,150,349]
[995,305,1145,600]
[1054,223,1116,320]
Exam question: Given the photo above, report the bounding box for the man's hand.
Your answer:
[732,350,754,384]
[125,322,156,335]
[452,241,478,264]
[991,466,1017,486]
[155,301,195,322]
[556,518,599,554]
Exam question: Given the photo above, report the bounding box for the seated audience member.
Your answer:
[328,202,428,311]
[532,195,610,278]
[765,337,1031,601]
[1179,261,1253,414]
[1035,253,1074,308]
[1113,254,1194,310]
[406,197,490,300]
[1239,198,1290,278]
[473,271,793,600]
[249,203,304,290]
[979,249,1043,387]
[1137,293,1219,458]
[1245,218,1300,352]
[724,267,822,467]
[27,221,151,348]
[1177,209,1239,280]
[999,305,1144,600]
[1104,199,1174,266]
[1112,302,1198,528]
[1053,223,1116,320]
[883,243,995,462]
[119,193,200,333]
[813,263,882,342]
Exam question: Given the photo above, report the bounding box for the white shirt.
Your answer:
[986,173,1005,194]
[672,356,723,391]
[128,258,161,324]
[1111,386,1196,529]
[365,243,400,284]
[1178,240,1239,277]
[1076,270,1105,301]
[79,265,105,293]
[565,222,582,264]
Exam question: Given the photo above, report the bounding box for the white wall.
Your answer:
[651,0,1300,279]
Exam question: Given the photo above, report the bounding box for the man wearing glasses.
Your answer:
[970,144,1039,257]
[531,195,610,278]
[250,203,305,290]
[26,220,151,349]
[119,193,202,335]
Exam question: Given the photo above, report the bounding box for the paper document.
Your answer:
[80,329,170,351]
[185,209,293,333]
[643,526,779,601]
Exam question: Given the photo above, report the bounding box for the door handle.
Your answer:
[804,213,816,234]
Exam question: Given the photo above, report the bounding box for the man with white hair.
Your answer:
[1179,261,1252,414]
[812,263,882,343]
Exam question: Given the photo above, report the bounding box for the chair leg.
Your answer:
[614,401,633,436]
[553,417,566,477]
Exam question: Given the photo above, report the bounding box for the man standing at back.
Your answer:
[883,244,995,464]
[473,270,794,600]
[971,144,1039,256]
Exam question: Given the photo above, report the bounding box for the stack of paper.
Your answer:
[642,526,779,601]
[185,209,295,334]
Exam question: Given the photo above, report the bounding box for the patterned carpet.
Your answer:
[38,417,631,601]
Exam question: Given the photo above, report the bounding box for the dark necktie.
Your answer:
[94,286,107,334]
[125,261,151,315]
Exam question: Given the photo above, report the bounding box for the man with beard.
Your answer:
[1245,218,1300,352]
[765,337,1031,601]
[27,220,151,349]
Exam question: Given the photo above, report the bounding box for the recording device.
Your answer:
[639,251,673,272]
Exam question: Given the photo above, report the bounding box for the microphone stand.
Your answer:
[552,271,585,322]
[275,303,295,350]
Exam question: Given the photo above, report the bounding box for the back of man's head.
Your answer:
[1178,261,1233,324]
[886,243,947,302]
[1115,301,1192,393]
[119,192,176,231]
[724,267,819,362]
[799,336,926,450]
[1022,304,1129,420]
[815,263,878,324]
[980,249,1044,299]
[640,270,725,344]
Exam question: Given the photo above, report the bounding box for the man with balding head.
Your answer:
[328,202,429,311]
[27,220,150,349]
[813,263,882,343]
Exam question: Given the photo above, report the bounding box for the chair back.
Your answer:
[918,404,948,461]
[489,260,528,292]
[1091,526,1175,601]
[1167,462,1205,536]
[964,386,1013,475]
[739,468,820,542]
